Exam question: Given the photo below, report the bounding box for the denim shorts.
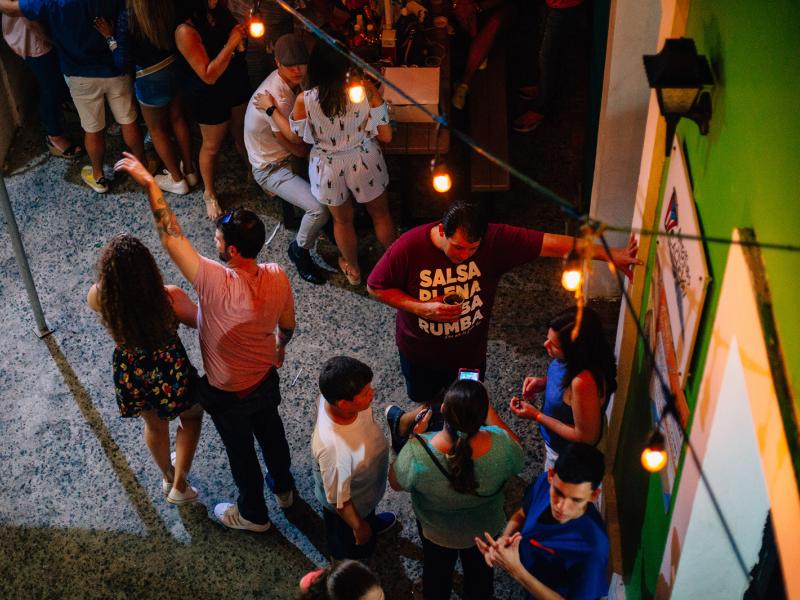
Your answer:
[135,59,179,108]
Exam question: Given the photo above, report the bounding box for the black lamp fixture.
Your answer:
[643,38,714,156]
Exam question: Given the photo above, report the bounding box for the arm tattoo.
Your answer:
[152,207,184,239]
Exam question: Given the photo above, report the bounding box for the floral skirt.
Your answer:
[113,337,197,420]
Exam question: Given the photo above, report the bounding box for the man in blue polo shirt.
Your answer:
[14,0,144,192]
[476,443,609,600]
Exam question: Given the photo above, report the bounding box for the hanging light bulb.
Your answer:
[248,14,265,38]
[430,160,452,193]
[347,70,366,103]
[561,246,583,291]
[641,430,668,472]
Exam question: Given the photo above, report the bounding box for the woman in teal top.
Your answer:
[390,379,523,600]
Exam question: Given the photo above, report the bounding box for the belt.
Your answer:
[136,55,176,79]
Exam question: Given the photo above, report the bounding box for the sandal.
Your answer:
[203,192,223,221]
[338,256,362,286]
[46,137,83,158]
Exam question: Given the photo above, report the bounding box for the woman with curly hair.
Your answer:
[87,234,203,505]
[390,379,523,600]
[510,306,617,470]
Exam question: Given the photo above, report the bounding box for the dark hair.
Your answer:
[319,356,373,404]
[301,560,381,600]
[96,234,177,350]
[553,443,605,489]
[441,202,488,243]
[215,209,266,259]
[185,0,233,39]
[307,38,350,118]
[548,306,617,400]
[441,379,489,495]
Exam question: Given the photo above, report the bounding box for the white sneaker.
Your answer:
[155,170,189,195]
[181,161,199,187]
[276,490,294,509]
[167,484,199,505]
[214,502,271,532]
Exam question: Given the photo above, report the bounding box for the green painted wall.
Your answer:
[616,1,800,597]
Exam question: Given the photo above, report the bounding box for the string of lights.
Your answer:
[269,1,767,581]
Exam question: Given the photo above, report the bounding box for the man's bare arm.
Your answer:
[0,0,23,17]
[114,152,201,284]
[540,232,641,279]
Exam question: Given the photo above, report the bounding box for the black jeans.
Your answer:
[197,370,293,524]
[322,507,379,561]
[418,522,494,600]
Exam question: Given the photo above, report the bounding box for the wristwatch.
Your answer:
[265,105,276,117]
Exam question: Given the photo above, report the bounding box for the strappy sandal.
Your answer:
[203,192,223,221]
[338,256,362,286]
[46,137,83,158]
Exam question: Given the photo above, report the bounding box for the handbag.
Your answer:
[410,432,505,498]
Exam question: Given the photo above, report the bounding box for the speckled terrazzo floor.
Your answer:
[0,19,614,598]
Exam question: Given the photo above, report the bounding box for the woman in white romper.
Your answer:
[261,40,396,285]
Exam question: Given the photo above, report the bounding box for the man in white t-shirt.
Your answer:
[244,33,329,284]
[312,356,397,560]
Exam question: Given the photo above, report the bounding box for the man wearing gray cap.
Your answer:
[245,34,329,284]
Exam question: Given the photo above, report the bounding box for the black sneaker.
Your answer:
[385,404,408,453]
[288,241,326,285]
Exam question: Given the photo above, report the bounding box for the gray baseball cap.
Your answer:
[274,34,309,66]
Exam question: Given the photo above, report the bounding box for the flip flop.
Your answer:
[338,256,362,286]
[46,137,84,158]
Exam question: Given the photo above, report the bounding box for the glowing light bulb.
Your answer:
[349,83,366,103]
[561,268,582,291]
[431,163,452,193]
[249,19,265,38]
[641,431,668,472]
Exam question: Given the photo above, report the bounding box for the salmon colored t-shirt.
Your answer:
[193,256,293,392]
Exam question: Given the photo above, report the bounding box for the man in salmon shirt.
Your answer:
[115,152,296,533]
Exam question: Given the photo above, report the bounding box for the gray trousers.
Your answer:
[252,162,329,250]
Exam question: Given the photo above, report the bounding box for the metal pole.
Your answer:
[0,172,53,337]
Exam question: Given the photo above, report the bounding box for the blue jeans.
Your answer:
[24,50,69,137]
[197,369,293,524]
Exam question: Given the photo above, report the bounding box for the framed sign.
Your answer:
[655,137,710,387]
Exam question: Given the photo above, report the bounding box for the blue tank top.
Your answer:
[539,359,573,454]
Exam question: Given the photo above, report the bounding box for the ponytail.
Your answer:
[441,379,489,495]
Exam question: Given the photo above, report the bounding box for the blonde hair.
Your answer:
[126,0,176,51]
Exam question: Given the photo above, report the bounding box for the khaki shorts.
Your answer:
[65,74,138,133]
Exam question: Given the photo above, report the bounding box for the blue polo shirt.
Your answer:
[20,0,124,77]
[519,473,609,600]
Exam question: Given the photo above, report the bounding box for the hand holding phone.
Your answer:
[458,368,480,381]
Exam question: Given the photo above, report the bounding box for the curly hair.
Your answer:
[441,379,489,495]
[96,234,177,350]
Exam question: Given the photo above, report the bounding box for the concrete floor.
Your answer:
[0,9,617,598]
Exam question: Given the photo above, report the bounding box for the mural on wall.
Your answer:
[655,137,710,388]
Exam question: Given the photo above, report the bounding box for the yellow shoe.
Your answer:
[81,165,109,193]
[452,82,469,110]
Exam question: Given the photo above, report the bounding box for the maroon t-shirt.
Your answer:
[367,223,544,368]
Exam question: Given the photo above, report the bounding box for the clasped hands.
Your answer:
[475,531,524,572]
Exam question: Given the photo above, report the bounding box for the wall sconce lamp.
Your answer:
[643,38,713,156]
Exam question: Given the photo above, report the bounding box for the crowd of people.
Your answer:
[2,0,640,598]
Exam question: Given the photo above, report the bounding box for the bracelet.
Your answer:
[106,36,118,51]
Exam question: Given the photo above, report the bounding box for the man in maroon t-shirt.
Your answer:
[367,202,639,450]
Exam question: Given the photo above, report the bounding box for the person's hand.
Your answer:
[416,297,462,322]
[226,23,247,51]
[452,0,478,37]
[510,397,541,421]
[114,151,155,189]
[522,376,546,399]
[354,520,373,545]
[411,407,432,435]
[608,234,642,280]
[253,91,276,112]
[275,343,286,368]
[482,532,524,576]
[92,16,113,38]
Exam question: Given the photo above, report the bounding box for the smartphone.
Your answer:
[458,368,480,381]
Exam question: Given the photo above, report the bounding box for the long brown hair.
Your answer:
[96,234,177,350]
[126,0,176,51]
[442,380,489,495]
[308,38,350,118]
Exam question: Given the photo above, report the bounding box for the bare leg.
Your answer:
[120,120,146,163]
[229,103,247,160]
[170,95,196,178]
[172,404,203,493]
[328,199,360,276]
[198,121,229,199]
[84,130,105,180]
[140,409,172,484]
[140,105,182,181]
[364,191,396,249]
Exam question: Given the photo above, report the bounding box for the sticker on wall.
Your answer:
[656,136,711,388]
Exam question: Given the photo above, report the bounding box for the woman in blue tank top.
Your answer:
[510,306,617,470]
